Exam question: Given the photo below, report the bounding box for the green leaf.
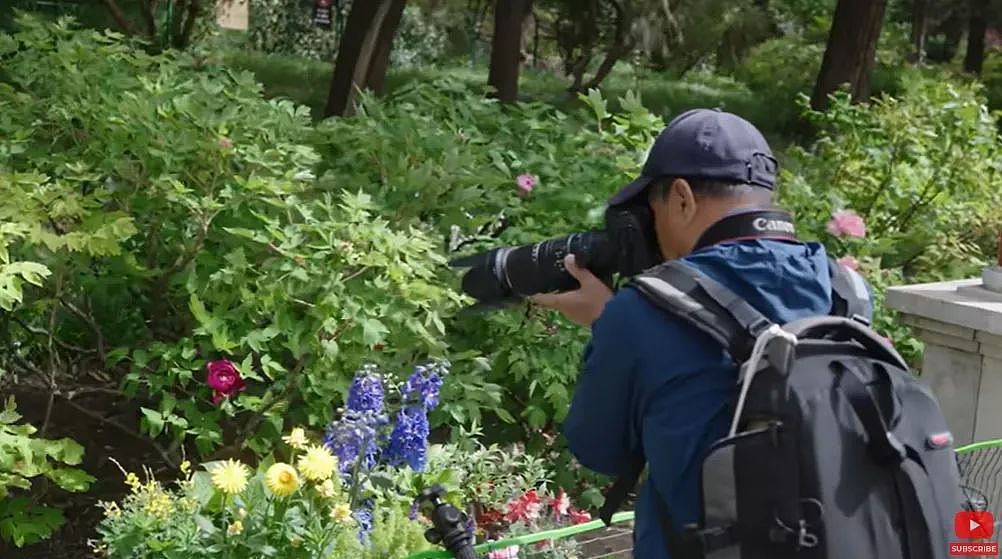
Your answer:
[193,514,218,535]
[44,468,94,492]
[360,318,388,345]
[140,407,165,438]
[494,408,516,424]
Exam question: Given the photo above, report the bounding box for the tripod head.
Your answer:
[417,485,477,559]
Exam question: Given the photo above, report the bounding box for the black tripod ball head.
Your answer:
[417,485,477,559]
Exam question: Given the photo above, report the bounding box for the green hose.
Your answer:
[956,439,1002,453]
[404,511,635,559]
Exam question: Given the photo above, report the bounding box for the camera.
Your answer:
[449,199,663,311]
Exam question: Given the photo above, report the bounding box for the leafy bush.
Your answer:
[0,397,94,547]
[780,71,1002,363]
[247,0,343,60]
[0,16,492,465]
[311,82,659,450]
[390,5,448,69]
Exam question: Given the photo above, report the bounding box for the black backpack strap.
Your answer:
[600,261,773,558]
[828,257,873,324]
[836,361,936,559]
[628,260,774,363]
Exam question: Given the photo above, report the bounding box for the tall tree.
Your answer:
[324,0,407,118]
[487,0,532,103]
[910,0,929,63]
[810,0,889,111]
[963,0,989,74]
[365,0,409,96]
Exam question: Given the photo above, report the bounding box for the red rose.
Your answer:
[206,360,246,404]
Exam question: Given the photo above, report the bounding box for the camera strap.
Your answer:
[691,209,798,252]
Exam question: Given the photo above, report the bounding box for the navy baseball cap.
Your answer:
[608,108,778,206]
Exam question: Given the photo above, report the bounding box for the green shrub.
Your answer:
[0,16,493,463]
[310,82,660,445]
[781,71,1002,363]
[0,397,94,547]
[248,0,343,60]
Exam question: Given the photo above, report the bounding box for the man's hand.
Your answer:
[529,254,613,327]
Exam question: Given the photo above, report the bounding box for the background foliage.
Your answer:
[2,0,1002,555]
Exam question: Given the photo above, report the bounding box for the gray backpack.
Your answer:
[599,259,966,559]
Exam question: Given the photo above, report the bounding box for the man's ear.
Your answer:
[672,178,698,224]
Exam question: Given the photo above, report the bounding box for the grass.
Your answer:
[219,44,797,148]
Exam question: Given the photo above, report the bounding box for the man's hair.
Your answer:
[648,177,773,204]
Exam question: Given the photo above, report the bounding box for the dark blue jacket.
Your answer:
[562,239,871,559]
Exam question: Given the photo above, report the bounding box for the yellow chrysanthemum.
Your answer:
[227,520,243,536]
[210,459,249,495]
[297,444,337,481]
[282,427,309,450]
[330,503,353,523]
[265,463,300,497]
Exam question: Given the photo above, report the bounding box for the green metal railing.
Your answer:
[405,511,634,559]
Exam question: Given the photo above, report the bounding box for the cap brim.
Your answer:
[608,176,653,206]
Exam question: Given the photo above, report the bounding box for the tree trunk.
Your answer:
[324,0,397,118]
[571,0,631,93]
[941,11,964,61]
[365,0,408,96]
[810,0,889,111]
[487,0,531,103]
[963,0,988,74]
[910,0,928,63]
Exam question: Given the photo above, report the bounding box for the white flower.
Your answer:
[293,170,315,181]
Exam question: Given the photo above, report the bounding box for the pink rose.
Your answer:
[206,360,246,404]
[836,255,860,271]
[568,507,591,524]
[826,210,866,238]
[218,137,233,150]
[515,174,537,196]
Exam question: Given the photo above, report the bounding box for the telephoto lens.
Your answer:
[449,231,617,311]
[449,200,662,312]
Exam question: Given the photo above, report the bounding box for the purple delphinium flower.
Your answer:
[355,499,375,545]
[401,361,448,411]
[323,409,388,480]
[383,405,430,471]
[347,366,385,414]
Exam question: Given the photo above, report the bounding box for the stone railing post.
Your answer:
[886,265,1002,446]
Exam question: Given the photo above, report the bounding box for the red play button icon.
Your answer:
[956,511,995,539]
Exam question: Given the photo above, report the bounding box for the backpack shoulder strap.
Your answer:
[629,260,773,364]
[828,257,873,323]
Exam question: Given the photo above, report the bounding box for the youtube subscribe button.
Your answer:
[952,511,999,556]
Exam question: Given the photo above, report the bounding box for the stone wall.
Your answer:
[886,273,1002,446]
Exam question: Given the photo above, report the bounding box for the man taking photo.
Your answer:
[530,108,873,558]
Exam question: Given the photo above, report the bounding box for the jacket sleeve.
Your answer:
[561,293,639,477]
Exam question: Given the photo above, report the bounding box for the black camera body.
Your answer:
[449,199,662,311]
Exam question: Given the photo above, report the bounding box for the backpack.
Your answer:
[599,258,967,559]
